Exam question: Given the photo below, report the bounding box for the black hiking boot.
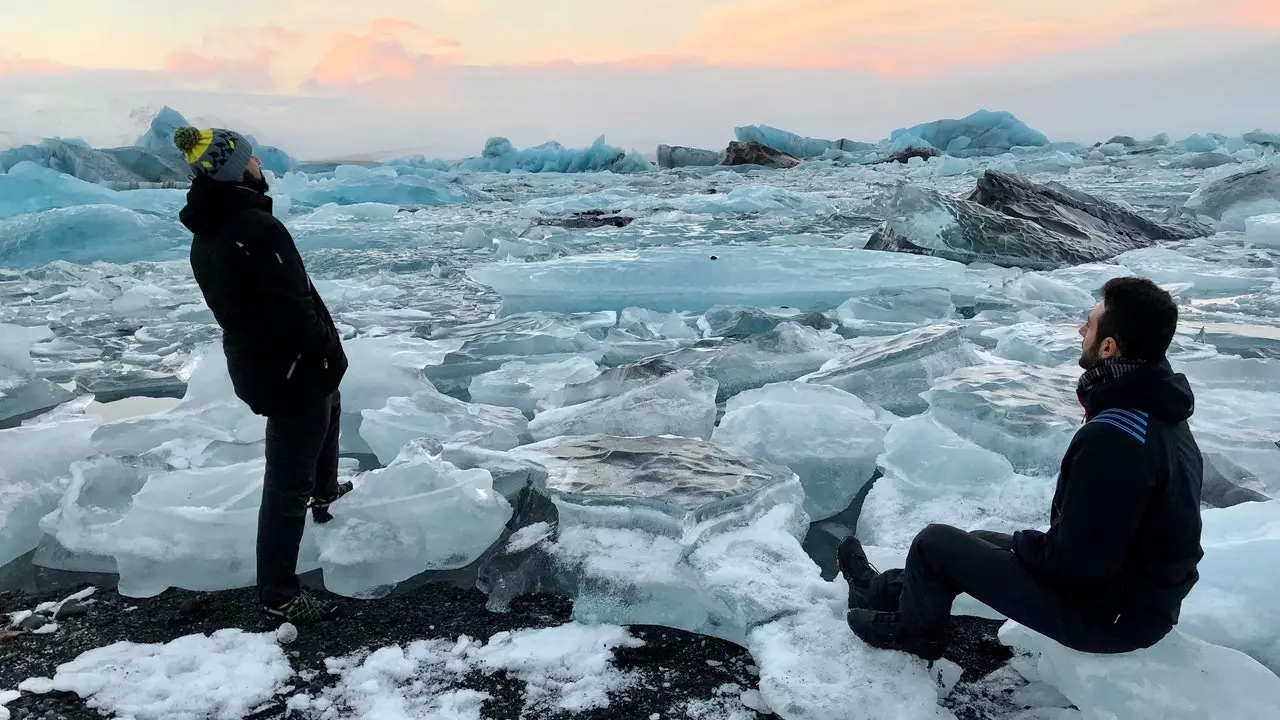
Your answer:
[837,535,879,589]
[847,609,947,662]
[310,480,354,524]
[263,588,342,625]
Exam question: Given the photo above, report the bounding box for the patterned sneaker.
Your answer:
[263,589,342,625]
[310,480,354,524]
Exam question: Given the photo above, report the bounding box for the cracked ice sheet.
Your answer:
[17,629,292,720]
[289,623,642,719]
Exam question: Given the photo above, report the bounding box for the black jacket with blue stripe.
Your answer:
[1014,359,1204,642]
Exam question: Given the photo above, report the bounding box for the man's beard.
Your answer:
[240,171,270,194]
[1078,337,1104,370]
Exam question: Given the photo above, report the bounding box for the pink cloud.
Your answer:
[160,24,302,92]
[0,52,69,76]
[673,0,1271,75]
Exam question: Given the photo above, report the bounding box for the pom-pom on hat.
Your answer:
[173,126,253,182]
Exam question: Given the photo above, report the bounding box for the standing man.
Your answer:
[175,126,351,624]
[842,277,1203,660]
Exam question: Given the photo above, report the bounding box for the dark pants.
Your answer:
[258,391,341,607]
[862,524,1153,654]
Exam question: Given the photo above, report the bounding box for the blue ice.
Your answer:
[733,125,872,159]
[278,165,481,207]
[891,110,1050,156]
[0,204,188,268]
[454,135,653,174]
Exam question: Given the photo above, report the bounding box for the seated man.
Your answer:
[843,277,1204,661]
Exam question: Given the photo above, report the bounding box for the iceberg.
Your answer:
[359,387,531,466]
[801,324,980,416]
[0,204,189,268]
[656,145,722,169]
[734,125,873,159]
[722,141,800,169]
[468,246,968,316]
[1184,165,1280,228]
[1000,622,1280,720]
[0,139,189,187]
[455,135,652,174]
[867,171,1212,270]
[133,106,189,160]
[891,110,1049,156]
[712,382,889,521]
[1175,134,1224,153]
[0,161,183,220]
[317,438,514,598]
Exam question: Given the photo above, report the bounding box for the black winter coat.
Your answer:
[181,178,348,417]
[1014,359,1204,644]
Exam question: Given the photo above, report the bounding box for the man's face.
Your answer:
[246,156,264,181]
[1078,301,1118,369]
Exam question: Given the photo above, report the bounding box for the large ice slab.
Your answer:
[924,360,1081,474]
[528,369,718,442]
[360,387,531,466]
[801,324,980,416]
[0,398,99,567]
[317,438,513,598]
[34,456,153,574]
[858,414,1055,549]
[1179,500,1280,673]
[275,165,480,207]
[664,322,844,402]
[90,347,265,469]
[713,382,889,522]
[1000,622,1280,720]
[110,459,320,597]
[1243,213,1280,248]
[891,110,1050,155]
[656,144,722,169]
[867,171,1212,270]
[468,356,599,416]
[469,247,968,316]
[336,334,457,453]
[0,323,77,424]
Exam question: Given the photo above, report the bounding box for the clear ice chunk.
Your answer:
[857,415,1056,549]
[111,459,321,597]
[360,387,531,466]
[337,334,458,453]
[924,361,1082,473]
[713,382,889,521]
[1243,213,1280,248]
[802,324,979,416]
[317,438,514,598]
[469,357,600,416]
[528,370,718,442]
[468,247,967,316]
[34,456,154,573]
[664,322,843,402]
[0,398,99,567]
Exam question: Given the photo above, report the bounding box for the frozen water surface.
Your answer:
[3,136,1280,719]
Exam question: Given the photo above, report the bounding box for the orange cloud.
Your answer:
[161,25,303,91]
[308,18,462,88]
[1228,0,1280,25]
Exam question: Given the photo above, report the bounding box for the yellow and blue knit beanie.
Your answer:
[173,126,254,182]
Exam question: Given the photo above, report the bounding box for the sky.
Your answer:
[1,0,1278,159]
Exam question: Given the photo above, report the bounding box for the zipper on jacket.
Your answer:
[286,353,301,380]
[276,253,284,264]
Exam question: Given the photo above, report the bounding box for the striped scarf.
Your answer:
[1076,358,1148,419]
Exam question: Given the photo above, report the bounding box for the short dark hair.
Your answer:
[1097,276,1178,361]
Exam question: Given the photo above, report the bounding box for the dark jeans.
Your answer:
[861,524,1153,654]
[258,391,341,607]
